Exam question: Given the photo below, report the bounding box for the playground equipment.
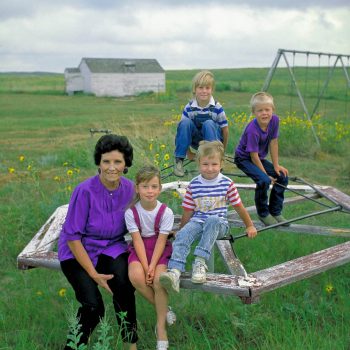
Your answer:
[17,159,350,304]
[262,48,350,146]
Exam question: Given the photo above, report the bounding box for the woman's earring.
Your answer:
[123,167,128,174]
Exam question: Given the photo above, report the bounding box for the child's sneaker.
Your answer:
[173,159,185,177]
[191,260,208,284]
[258,214,277,226]
[166,306,176,326]
[186,147,197,160]
[273,214,290,226]
[155,327,169,350]
[160,270,180,293]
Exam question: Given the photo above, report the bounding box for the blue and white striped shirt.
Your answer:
[181,97,228,129]
[182,173,241,223]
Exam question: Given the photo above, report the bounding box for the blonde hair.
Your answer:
[196,140,224,163]
[133,165,161,204]
[192,70,215,95]
[250,92,275,112]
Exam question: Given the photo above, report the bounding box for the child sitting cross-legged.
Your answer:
[173,70,229,177]
[160,141,257,293]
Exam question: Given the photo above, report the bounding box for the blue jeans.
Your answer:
[175,118,222,158]
[234,157,288,217]
[168,215,229,272]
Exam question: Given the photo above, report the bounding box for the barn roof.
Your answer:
[64,67,80,74]
[80,58,164,73]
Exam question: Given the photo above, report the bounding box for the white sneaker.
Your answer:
[156,340,169,350]
[160,270,180,293]
[166,306,176,326]
[155,327,169,350]
[173,160,185,177]
[191,260,208,284]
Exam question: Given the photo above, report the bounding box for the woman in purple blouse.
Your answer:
[58,134,138,349]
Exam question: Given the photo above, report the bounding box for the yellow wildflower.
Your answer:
[36,291,43,296]
[66,169,73,176]
[58,288,66,297]
[66,185,72,192]
[164,153,170,161]
[160,144,166,150]
[8,167,15,174]
[149,143,153,151]
[325,283,334,294]
[27,165,32,171]
[19,155,25,162]
[54,176,60,181]
[63,162,68,166]
[172,191,180,198]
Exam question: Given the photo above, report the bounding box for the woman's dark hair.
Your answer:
[94,134,133,167]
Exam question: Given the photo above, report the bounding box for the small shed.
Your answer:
[64,68,84,95]
[64,58,166,97]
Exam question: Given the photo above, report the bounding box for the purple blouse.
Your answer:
[58,175,135,266]
[235,114,279,160]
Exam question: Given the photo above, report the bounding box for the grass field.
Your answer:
[0,70,349,350]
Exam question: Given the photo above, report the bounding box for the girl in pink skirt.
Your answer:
[125,165,176,350]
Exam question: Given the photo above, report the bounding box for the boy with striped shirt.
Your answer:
[160,141,257,292]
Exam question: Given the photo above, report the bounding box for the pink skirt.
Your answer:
[128,235,172,266]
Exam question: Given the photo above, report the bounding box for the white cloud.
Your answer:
[0,1,349,72]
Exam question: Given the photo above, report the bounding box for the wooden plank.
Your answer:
[227,193,321,217]
[179,272,251,298]
[215,240,248,277]
[161,181,323,193]
[250,241,350,298]
[19,205,67,256]
[18,251,60,270]
[227,219,350,238]
[314,186,350,212]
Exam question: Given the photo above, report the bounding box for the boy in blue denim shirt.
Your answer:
[160,141,256,292]
[173,70,229,177]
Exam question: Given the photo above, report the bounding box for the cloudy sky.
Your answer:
[1,0,349,73]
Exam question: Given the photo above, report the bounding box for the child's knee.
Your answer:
[257,175,270,189]
[278,174,288,185]
[178,118,192,129]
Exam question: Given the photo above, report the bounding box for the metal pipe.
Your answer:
[219,205,342,242]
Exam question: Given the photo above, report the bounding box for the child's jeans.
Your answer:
[168,215,229,272]
[175,118,222,158]
[234,157,288,218]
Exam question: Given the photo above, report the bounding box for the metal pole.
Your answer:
[220,205,342,242]
[281,51,321,147]
[262,49,282,91]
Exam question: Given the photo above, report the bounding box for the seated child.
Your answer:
[234,92,289,226]
[173,70,229,177]
[160,141,257,292]
[125,165,176,350]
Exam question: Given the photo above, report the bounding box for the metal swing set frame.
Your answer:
[17,156,350,304]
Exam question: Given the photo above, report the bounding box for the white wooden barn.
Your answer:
[64,58,165,97]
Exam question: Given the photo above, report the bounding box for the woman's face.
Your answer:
[99,150,126,189]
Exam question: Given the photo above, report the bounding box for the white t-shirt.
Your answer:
[125,200,174,238]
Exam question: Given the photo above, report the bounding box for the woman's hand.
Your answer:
[91,272,114,295]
